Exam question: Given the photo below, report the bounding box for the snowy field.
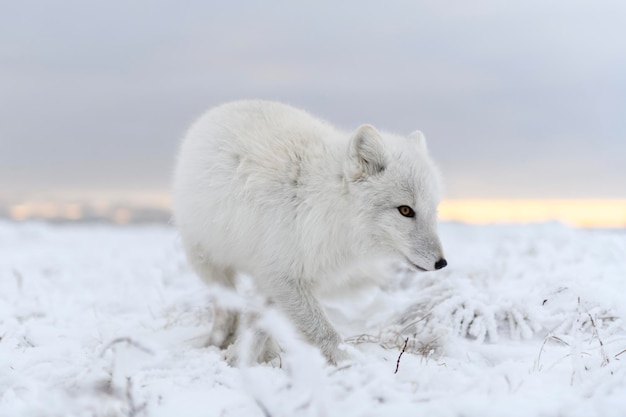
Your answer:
[1,220,625,417]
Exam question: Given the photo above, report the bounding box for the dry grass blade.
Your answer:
[397,311,433,335]
[534,334,570,372]
[585,307,610,366]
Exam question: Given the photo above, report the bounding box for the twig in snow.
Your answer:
[22,336,35,347]
[254,398,272,417]
[125,377,147,417]
[329,363,353,375]
[100,337,154,357]
[615,349,626,360]
[394,337,409,374]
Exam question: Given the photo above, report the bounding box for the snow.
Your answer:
[1,220,625,416]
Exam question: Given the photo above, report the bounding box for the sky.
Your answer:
[1,0,625,209]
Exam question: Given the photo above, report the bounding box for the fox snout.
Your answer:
[421,236,446,271]
[434,258,447,270]
[406,255,447,272]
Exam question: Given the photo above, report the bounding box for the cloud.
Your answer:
[1,0,625,201]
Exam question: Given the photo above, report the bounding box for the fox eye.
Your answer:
[397,205,415,218]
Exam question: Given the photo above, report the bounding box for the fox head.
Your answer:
[344,124,446,272]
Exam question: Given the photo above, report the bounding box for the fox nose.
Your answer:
[434,258,447,270]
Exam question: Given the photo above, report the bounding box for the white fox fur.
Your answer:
[172,100,446,364]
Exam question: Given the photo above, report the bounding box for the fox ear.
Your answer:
[408,130,428,152]
[347,124,386,180]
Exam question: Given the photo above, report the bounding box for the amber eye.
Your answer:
[397,205,415,218]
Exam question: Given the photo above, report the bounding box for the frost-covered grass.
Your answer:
[1,220,625,417]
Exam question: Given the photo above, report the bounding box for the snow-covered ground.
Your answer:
[1,220,625,417]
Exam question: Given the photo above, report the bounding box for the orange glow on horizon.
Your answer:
[4,198,626,228]
[439,199,626,228]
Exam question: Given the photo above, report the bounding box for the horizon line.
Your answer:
[1,197,625,228]
[439,199,626,228]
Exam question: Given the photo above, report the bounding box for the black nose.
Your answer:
[434,258,447,270]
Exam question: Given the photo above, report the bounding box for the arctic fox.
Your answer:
[172,100,446,364]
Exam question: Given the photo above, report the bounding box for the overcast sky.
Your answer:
[1,0,625,202]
